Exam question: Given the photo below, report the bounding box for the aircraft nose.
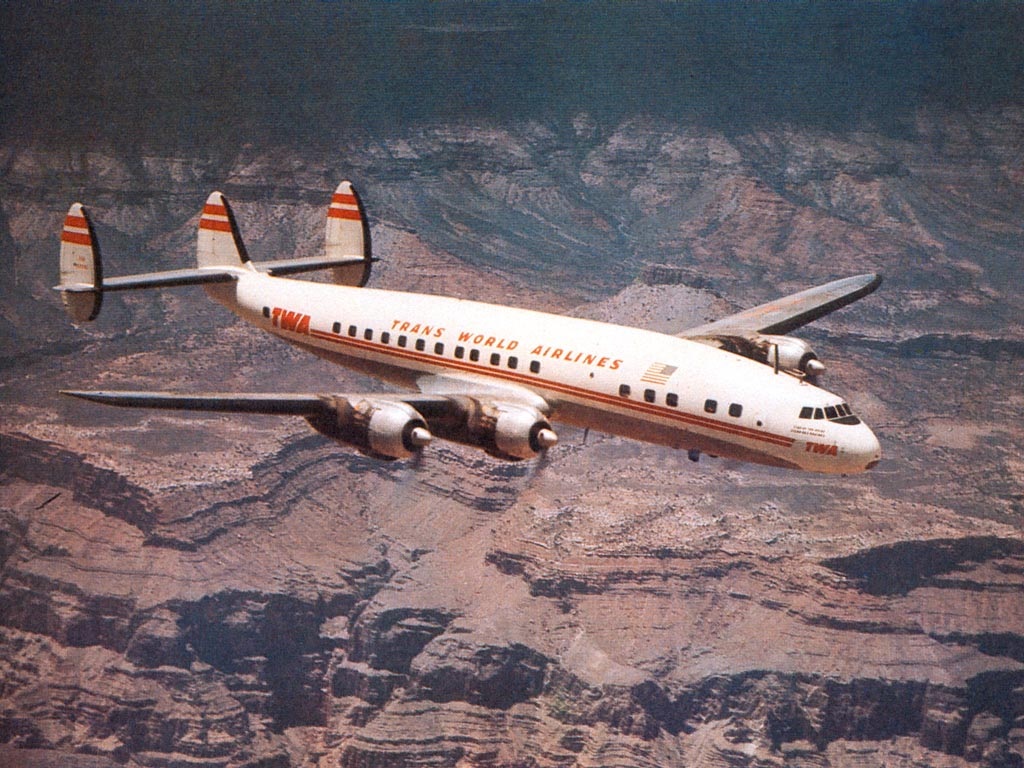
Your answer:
[859,425,882,471]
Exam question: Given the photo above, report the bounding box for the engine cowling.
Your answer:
[491,404,559,460]
[447,400,558,460]
[307,398,432,460]
[759,334,825,377]
[691,333,825,377]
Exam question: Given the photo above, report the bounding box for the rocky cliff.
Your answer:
[2,111,1024,767]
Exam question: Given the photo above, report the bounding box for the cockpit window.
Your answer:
[799,402,861,425]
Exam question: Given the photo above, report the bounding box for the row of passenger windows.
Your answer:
[316,316,544,374]
[617,385,744,418]
[267,309,773,422]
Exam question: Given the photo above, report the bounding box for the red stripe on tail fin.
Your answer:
[199,218,233,232]
[61,231,93,246]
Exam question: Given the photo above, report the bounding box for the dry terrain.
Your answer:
[2,111,1024,767]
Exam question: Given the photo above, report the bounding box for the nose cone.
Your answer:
[856,424,882,471]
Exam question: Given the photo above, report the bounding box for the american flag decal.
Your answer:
[640,362,678,385]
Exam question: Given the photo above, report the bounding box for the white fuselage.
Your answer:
[210,272,882,473]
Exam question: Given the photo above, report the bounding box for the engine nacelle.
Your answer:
[307,398,432,460]
[492,404,559,460]
[692,333,825,377]
[759,334,825,377]
[453,400,558,460]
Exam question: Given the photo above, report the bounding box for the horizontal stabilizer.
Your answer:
[257,255,378,277]
[680,273,882,337]
[58,267,240,293]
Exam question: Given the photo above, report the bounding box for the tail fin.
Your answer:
[56,186,370,324]
[59,203,103,322]
[326,181,372,287]
[197,191,250,269]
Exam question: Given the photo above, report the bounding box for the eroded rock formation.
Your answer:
[2,112,1024,766]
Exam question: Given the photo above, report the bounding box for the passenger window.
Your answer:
[530,361,541,374]
[263,307,271,319]
[800,406,813,419]
[434,342,444,355]
[814,408,824,420]
[704,399,717,414]
[644,389,656,403]
[381,332,390,344]
[470,349,480,362]
[619,384,631,398]
[364,328,373,341]
[666,393,679,408]
[455,346,465,359]
[490,353,501,366]
[348,325,357,337]
[508,356,518,369]
[332,321,341,334]
[398,335,407,348]
[415,339,425,351]
[729,403,743,418]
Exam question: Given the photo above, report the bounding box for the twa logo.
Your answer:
[271,307,310,334]
[805,441,838,456]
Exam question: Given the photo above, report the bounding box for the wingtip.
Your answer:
[60,390,92,401]
[859,272,884,294]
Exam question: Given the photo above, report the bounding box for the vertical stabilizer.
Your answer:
[197,191,250,269]
[326,181,372,286]
[59,203,103,321]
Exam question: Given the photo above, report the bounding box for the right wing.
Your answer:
[679,273,882,337]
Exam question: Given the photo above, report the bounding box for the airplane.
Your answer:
[56,182,883,474]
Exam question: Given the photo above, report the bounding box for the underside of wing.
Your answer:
[679,273,882,337]
[61,387,557,462]
[61,390,339,414]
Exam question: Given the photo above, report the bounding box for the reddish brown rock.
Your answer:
[2,112,1024,766]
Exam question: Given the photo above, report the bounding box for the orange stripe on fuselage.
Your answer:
[297,326,794,449]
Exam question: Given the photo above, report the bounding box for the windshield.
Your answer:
[798,402,861,426]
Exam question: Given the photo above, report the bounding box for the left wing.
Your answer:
[679,273,881,337]
[60,387,557,461]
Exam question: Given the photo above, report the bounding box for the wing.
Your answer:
[61,382,557,461]
[679,273,882,337]
[60,390,455,415]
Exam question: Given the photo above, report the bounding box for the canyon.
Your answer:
[2,109,1024,767]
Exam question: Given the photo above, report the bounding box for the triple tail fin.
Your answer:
[59,203,103,322]
[57,184,375,323]
[326,181,372,287]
